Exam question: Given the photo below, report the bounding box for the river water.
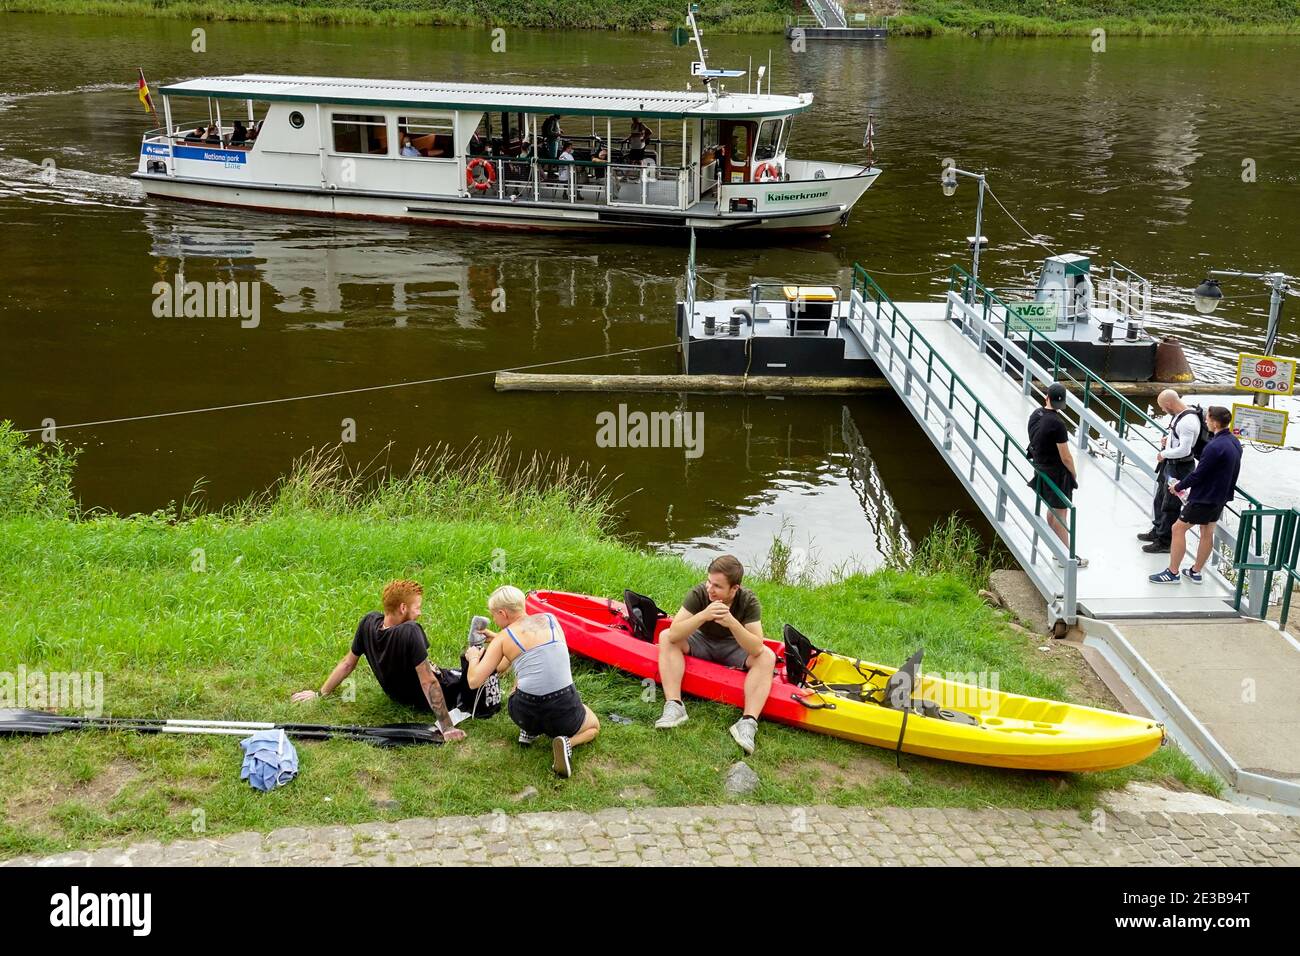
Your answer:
[1,14,1297,576]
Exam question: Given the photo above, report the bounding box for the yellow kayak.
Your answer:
[798,642,1165,772]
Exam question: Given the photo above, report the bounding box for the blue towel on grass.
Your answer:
[239,729,299,792]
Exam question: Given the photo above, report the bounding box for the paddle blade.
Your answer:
[354,723,444,747]
[0,709,80,736]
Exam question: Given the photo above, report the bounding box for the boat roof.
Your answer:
[158,74,813,120]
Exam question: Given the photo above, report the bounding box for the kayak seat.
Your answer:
[623,590,669,643]
[782,624,826,687]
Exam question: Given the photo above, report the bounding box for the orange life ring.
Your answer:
[466,157,496,192]
[755,161,782,182]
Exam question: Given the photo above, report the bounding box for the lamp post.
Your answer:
[941,164,989,302]
[1192,269,1297,405]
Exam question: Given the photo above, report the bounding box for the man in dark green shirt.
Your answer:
[654,555,774,754]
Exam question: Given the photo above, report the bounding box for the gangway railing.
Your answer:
[946,264,1263,575]
[848,264,1081,626]
[1233,508,1300,630]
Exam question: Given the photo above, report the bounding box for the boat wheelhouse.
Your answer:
[133,73,879,235]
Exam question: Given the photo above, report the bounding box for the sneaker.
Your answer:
[1149,568,1180,584]
[551,736,573,778]
[654,700,688,729]
[517,729,538,746]
[729,716,758,755]
[1136,531,1157,542]
[1142,542,1171,554]
[1183,566,1203,585]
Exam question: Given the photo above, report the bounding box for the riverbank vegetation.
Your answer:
[0,421,1214,858]
[3,0,1299,35]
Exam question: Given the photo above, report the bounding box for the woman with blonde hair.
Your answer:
[466,585,599,778]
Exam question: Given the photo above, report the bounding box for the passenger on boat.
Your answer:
[557,141,575,182]
[465,585,600,779]
[625,115,651,163]
[400,134,421,157]
[290,579,467,742]
[184,125,205,143]
[541,114,563,159]
[654,555,773,755]
[231,120,248,146]
[204,125,221,145]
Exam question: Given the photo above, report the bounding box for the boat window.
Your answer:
[755,119,782,161]
[398,115,454,158]
[729,124,750,164]
[777,117,793,155]
[331,113,388,155]
[289,111,305,129]
[700,118,719,166]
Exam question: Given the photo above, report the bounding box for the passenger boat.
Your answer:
[529,589,1166,772]
[132,13,880,235]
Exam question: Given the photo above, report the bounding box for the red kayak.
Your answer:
[525,589,1166,771]
[525,589,814,728]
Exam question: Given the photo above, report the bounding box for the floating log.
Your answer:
[495,372,1236,397]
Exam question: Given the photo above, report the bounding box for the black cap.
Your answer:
[1047,382,1068,409]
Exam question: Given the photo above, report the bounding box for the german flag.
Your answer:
[137,68,156,116]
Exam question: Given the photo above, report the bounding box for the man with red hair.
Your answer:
[292,579,465,741]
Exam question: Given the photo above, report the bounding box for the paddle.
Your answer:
[0,710,443,746]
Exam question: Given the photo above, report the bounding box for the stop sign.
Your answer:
[1257,359,1277,378]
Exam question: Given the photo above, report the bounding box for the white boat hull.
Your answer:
[132,166,879,234]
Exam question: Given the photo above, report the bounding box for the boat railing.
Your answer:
[1232,507,1300,629]
[745,282,845,333]
[947,263,1263,572]
[473,155,697,210]
[850,263,1080,622]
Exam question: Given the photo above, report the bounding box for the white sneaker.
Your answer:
[729,717,758,755]
[654,700,688,729]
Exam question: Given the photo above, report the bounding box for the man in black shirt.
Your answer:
[1027,382,1088,568]
[291,579,465,741]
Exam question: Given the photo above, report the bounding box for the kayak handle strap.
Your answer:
[791,693,835,711]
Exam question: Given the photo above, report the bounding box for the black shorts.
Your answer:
[1029,470,1074,508]
[686,630,751,669]
[508,684,586,738]
[1180,501,1225,526]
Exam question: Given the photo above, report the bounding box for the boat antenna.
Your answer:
[686,3,716,100]
[685,5,745,98]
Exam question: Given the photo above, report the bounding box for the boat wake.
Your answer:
[0,82,135,113]
[0,155,143,209]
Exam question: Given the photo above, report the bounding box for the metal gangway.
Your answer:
[841,264,1266,631]
[806,0,848,27]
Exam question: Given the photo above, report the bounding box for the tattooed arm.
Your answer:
[416,660,466,741]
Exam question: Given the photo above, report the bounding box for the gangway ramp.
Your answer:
[842,265,1260,628]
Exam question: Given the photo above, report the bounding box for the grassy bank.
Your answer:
[0,422,1213,859]
[3,0,1299,35]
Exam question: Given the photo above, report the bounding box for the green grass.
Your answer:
[0,422,1217,859]
[3,0,1298,34]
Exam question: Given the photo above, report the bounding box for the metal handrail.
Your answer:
[947,264,1263,520]
[852,263,1078,557]
[1233,508,1300,630]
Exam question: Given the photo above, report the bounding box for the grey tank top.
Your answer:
[506,614,573,695]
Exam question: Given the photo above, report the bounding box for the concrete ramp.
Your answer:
[1085,616,1300,808]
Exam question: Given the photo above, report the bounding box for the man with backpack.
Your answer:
[1138,390,1207,554]
[1150,406,1242,585]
